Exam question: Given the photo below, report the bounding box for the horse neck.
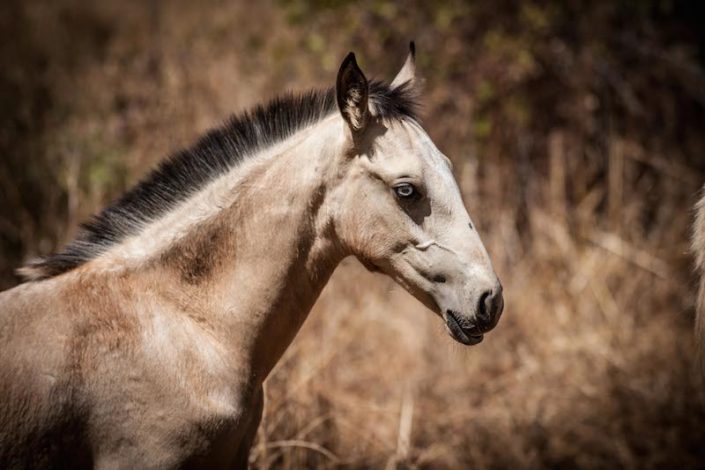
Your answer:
[138,115,347,381]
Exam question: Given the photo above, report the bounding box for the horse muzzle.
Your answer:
[443,285,504,346]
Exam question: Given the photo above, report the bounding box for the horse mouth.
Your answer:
[444,310,484,346]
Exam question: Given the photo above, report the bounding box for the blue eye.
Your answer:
[394,183,416,199]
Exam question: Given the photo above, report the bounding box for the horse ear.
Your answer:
[390,41,417,89]
[336,52,369,134]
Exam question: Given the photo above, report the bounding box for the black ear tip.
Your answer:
[343,52,357,67]
[409,41,416,57]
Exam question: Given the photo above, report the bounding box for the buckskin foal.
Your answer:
[0,44,503,468]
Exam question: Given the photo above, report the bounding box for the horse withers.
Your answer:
[0,44,503,468]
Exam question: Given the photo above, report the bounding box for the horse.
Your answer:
[693,188,705,373]
[0,44,503,469]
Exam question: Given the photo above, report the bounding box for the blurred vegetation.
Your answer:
[2,0,705,468]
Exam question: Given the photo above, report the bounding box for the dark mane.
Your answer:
[20,81,419,281]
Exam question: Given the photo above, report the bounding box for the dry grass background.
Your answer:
[2,0,705,468]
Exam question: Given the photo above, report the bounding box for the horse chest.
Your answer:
[92,390,248,469]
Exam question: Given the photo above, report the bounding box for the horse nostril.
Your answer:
[494,290,504,318]
[477,290,492,326]
[477,288,504,329]
[433,275,446,283]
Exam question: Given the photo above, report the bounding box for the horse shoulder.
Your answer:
[0,281,92,467]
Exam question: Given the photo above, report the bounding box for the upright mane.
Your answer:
[19,81,419,281]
